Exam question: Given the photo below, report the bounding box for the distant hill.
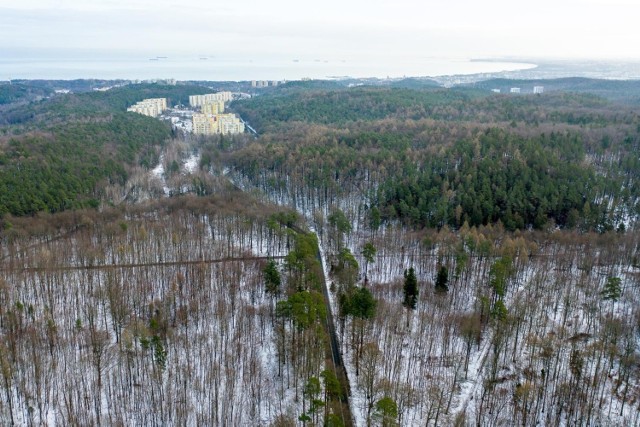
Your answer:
[467,77,640,105]
[0,83,212,216]
[0,83,211,126]
[387,77,442,89]
[0,83,52,105]
[9,79,133,93]
[232,86,486,131]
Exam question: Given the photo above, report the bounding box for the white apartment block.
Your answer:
[127,98,168,117]
[533,86,544,94]
[510,87,521,94]
[189,92,233,107]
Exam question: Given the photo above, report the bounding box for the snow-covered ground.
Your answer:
[183,153,200,174]
[221,167,640,426]
[6,147,638,425]
[149,151,201,197]
[151,154,171,196]
[0,204,305,425]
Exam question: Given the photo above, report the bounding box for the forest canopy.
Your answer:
[228,84,640,231]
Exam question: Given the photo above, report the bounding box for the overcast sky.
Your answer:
[1,0,639,60]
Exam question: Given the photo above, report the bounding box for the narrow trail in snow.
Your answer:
[451,332,494,418]
[314,235,354,427]
[0,255,286,273]
[288,224,355,427]
[0,225,88,263]
[223,172,355,425]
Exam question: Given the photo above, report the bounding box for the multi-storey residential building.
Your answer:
[192,113,244,135]
[201,100,224,115]
[533,86,544,94]
[127,98,168,117]
[188,92,243,135]
[192,113,219,135]
[189,92,232,107]
[217,114,245,135]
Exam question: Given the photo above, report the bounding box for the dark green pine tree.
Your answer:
[435,265,449,293]
[361,241,377,283]
[601,276,622,315]
[600,276,622,302]
[403,268,418,310]
[349,287,377,319]
[263,259,281,297]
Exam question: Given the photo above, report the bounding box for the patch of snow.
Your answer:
[183,153,200,174]
[150,156,171,197]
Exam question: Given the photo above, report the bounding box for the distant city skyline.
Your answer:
[2,0,639,62]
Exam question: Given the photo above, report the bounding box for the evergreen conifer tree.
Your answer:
[403,268,418,309]
[435,265,449,293]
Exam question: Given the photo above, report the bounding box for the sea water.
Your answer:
[0,53,536,81]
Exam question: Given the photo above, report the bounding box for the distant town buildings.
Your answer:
[130,78,176,85]
[127,98,168,117]
[189,92,232,107]
[489,86,543,95]
[251,80,281,88]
